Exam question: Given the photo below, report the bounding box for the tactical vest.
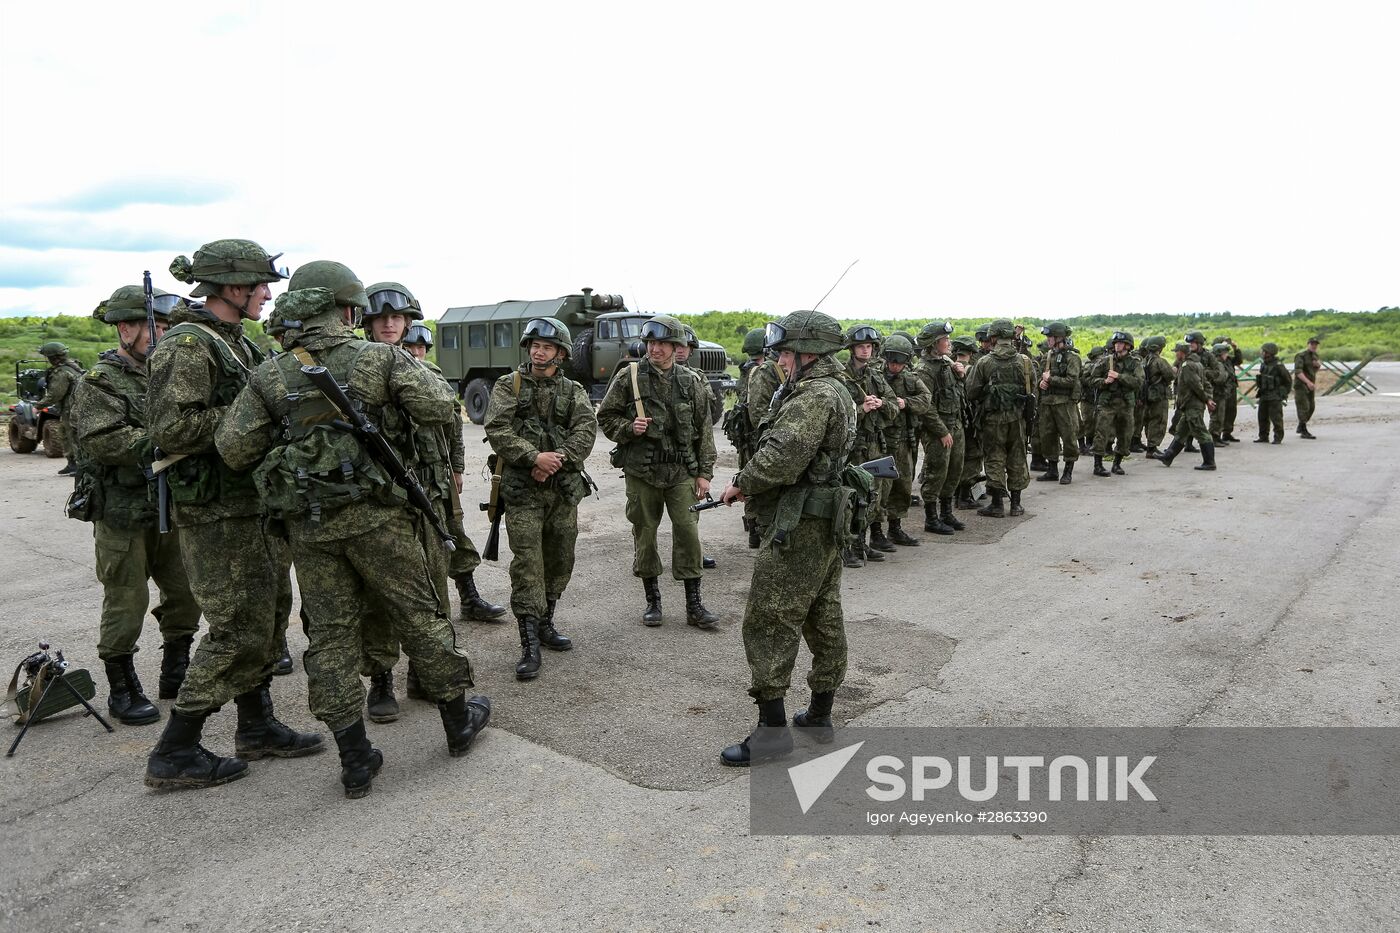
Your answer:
[982,351,1030,414]
[1256,360,1288,400]
[252,343,406,523]
[921,357,963,415]
[616,361,700,477]
[1143,356,1169,402]
[160,321,265,508]
[1099,354,1140,404]
[499,368,590,506]
[845,363,889,453]
[761,374,860,550]
[1043,351,1081,400]
[70,356,156,529]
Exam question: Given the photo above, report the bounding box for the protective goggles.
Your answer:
[640,320,677,341]
[1111,332,1131,343]
[403,324,434,346]
[847,326,880,345]
[151,294,181,315]
[366,288,421,315]
[522,319,562,341]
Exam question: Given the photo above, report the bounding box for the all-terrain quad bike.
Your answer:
[8,360,64,457]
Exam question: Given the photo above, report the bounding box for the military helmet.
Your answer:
[403,323,434,348]
[38,341,69,359]
[639,314,688,346]
[741,327,767,357]
[93,285,179,325]
[169,239,286,298]
[1212,336,1230,347]
[1110,330,1135,349]
[287,261,369,310]
[1260,341,1279,355]
[520,317,573,357]
[844,324,882,349]
[950,335,978,355]
[683,325,700,350]
[1212,342,1232,355]
[916,320,954,348]
[1173,340,1191,353]
[1184,329,1207,346]
[1088,345,1106,360]
[1308,334,1322,345]
[1040,321,1071,338]
[891,330,916,344]
[1140,335,1167,353]
[988,319,1016,340]
[364,281,422,320]
[269,287,343,334]
[974,324,991,342]
[765,310,845,355]
[882,333,915,363]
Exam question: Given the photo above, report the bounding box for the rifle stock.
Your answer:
[479,470,503,561]
[689,456,898,513]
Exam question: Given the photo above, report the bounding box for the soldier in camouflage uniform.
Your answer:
[722,327,777,550]
[1138,337,1175,459]
[1253,342,1291,444]
[1213,336,1244,442]
[1158,340,1217,470]
[878,334,930,546]
[598,314,718,628]
[484,318,597,681]
[716,310,855,766]
[914,322,967,535]
[1210,341,1240,445]
[260,310,300,679]
[836,325,898,564]
[677,326,719,570]
[36,341,85,475]
[69,286,200,726]
[949,335,980,510]
[743,332,786,549]
[1088,331,1144,477]
[357,282,503,723]
[1033,322,1081,485]
[1079,345,1105,454]
[145,239,321,791]
[965,320,1033,517]
[215,274,490,799]
[956,325,993,509]
[1293,336,1321,438]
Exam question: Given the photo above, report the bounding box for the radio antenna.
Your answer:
[812,259,859,312]
[631,286,642,313]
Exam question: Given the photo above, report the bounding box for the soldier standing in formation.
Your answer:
[145,239,321,790]
[598,314,718,629]
[677,325,719,570]
[483,318,598,681]
[964,320,1032,517]
[743,329,786,549]
[1254,342,1291,444]
[836,325,897,564]
[1032,322,1081,485]
[36,341,85,475]
[1088,331,1143,477]
[877,333,930,547]
[69,286,200,726]
[716,310,855,766]
[1212,337,1243,443]
[1158,339,1217,470]
[215,271,490,799]
[1138,337,1175,459]
[913,322,966,534]
[1293,336,1322,438]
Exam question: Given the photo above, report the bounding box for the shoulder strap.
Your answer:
[513,370,522,397]
[629,361,646,419]
[290,346,317,367]
[176,321,251,374]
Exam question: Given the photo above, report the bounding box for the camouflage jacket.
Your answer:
[745,358,785,432]
[883,364,931,449]
[1142,353,1176,404]
[836,357,898,460]
[38,360,84,413]
[966,343,1033,425]
[69,350,157,529]
[1173,357,1211,413]
[1254,358,1292,402]
[1038,346,1083,406]
[598,359,716,485]
[483,364,598,509]
[1293,348,1320,385]
[914,356,962,437]
[1088,352,1144,407]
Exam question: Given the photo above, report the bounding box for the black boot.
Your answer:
[842,543,865,568]
[1130,438,1146,453]
[1059,461,1074,485]
[924,500,953,535]
[1254,432,1268,443]
[272,634,293,676]
[702,555,717,569]
[456,573,506,622]
[515,616,542,680]
[861,527,885,562]
[1145,446,1161,459]
[366,669,399,723]
[939,498,965,531]
[1159,437,1185,467]
[721,698,795,767]
[537,599,572,651]
[1300,426,1317,439]
[1029,453,1048,472]
[1186,440,1198,452]
[954,482,977,510]
[332,719,383,799]
[1195,442,1217,471]
[684,578,719,629]
[439,693,492,758]
[1008,490,1024,517]
[868,522,897,553]
[405,662,427,700]
[1093,455,1110,477]
[793,691,836,744]
[233,683,324,760]
[1225,433,1242,442]
[1111,455,1125,476]
[57,458,76,476]
[145,710,248,789]
[1036,460,1059,482]
[158,634,193,700]
[888,517,920,546]
[977,490,1005,517]
[641,576,663,626]
[1272,434,1283,444]
[104,656,159,726]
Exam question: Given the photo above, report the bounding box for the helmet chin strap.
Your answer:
[119,331,148,364]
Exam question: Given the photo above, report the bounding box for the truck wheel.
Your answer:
[9,419,38,454]
[710,393,726,425]
[569,331,594,382]
[41,420,64,458]
[463,378,492,425]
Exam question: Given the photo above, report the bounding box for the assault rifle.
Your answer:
[143,271,172,534]
[480,455,503,561]
[300,365,457,551]
[689,455,899,512]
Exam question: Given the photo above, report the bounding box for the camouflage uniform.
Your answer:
[1158,343,1216,470]
[1089,341,1143,472]
[836,339,898,560]
[958,335,992,501]
[37,349,84,463]
[1254,345,1291,443]
[1293,343,1321,436]
[879,338,931,530]
[1212,340,1243,440]
[913,328,967,530]
[1139,340,1176,454]
[1079,346,1105,452]
[1035,340,1082,468]
[965,328,1033,514]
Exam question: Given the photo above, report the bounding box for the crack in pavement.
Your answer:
[0,768,118,826]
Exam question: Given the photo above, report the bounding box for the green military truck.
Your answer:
[437,287,736,424]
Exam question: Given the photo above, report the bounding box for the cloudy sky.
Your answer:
[2,1,1396,321]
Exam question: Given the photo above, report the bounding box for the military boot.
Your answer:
[104,656,159,726]
[456,573,506,623]
[1195,442,1217,471]
[272,634,293,676]
[868,522,897,553]
[1186,439,1198,452]
[684,578,719,629]
[515,616,542,680]
[537,599,572,651]
[366,669,399,724]
[977,490,1005,518]
[145,710,248,789]
[405,662,427,700]
[332,719,383,799]
[1036,460,1060,482]
[439,693,491,757]
[1029,452,1049,472]
[641,576,663,626]
[1093,456,1110,477]
[158,633,193,700]
[702,555,717,569]
[1145,445,1162,459]
[924,501,953,536]
[721,698,795,767]
[1300,426,1317,439]
[888,517,920,546]
[57,457,76,476]
[954,482,977,511]
[939,498,965,531]
[1216,435,1230,446]
[861,527,885,562]
[1008,489,1025,517]
[1059,461,1075,484]
[842,544,865,568]
[233,683,324,760]
[1158,437,1185,467]
[1111,455,1126,476]
[1254,430,1268,442]
[1272,433,1283,444]
[793,690,836,744]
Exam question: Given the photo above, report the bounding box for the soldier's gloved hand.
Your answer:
[694,476,711,501]
[720,483,744,506]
